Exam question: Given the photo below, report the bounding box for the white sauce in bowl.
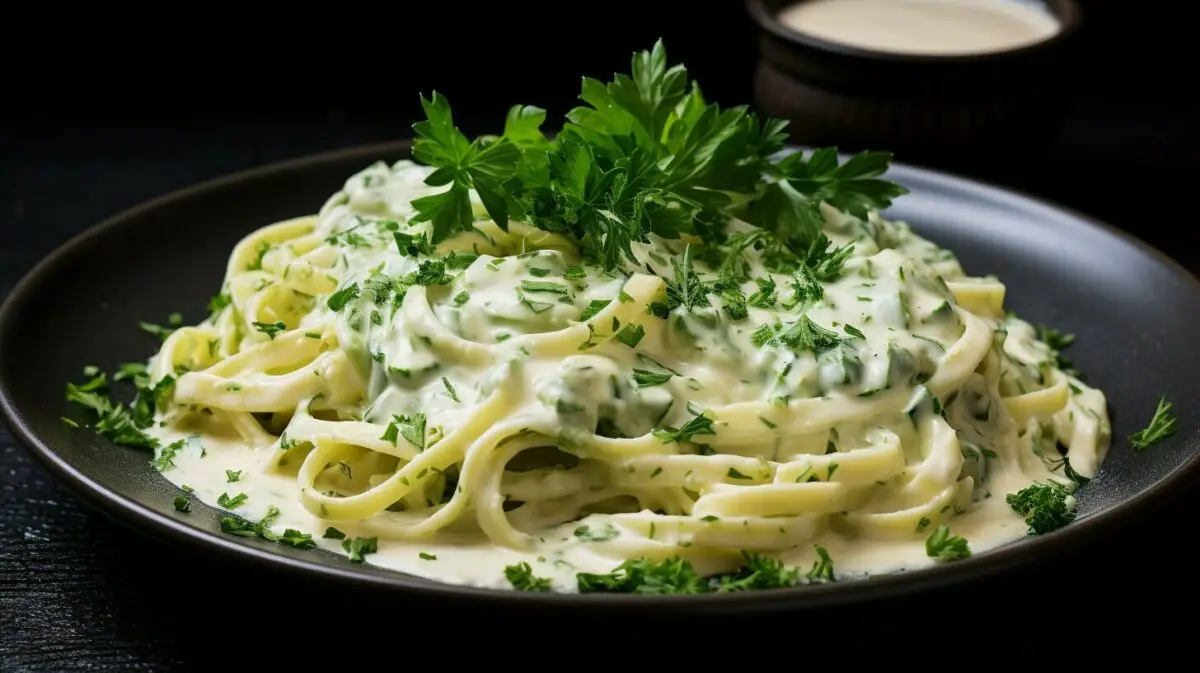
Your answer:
[776,0,1062,56]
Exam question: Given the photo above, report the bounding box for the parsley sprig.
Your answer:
[405,40,906,271]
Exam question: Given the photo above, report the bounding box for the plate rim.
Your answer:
[3,140,1198,613]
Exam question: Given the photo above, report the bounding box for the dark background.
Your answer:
[2,1,1197,668]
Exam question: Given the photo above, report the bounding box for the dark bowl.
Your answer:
[746,0,1083,173]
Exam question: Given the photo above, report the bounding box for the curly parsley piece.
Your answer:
[505,562,553,592]
[342,536,379,563]
[925,524,971,561]
[1006,481,1076,535]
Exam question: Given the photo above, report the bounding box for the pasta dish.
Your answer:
[66,42,1117,594]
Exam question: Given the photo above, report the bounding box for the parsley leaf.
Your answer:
[752,314,842,354]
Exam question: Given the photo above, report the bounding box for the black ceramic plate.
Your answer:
[2,142,1197,615]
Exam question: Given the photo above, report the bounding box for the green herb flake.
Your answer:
[925,524,971,561]
[1128,395,1177,451]
[505,562,553,591]
[342,536,379,563]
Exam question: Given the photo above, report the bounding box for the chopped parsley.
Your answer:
[252,320,286,339]
[172,496,191,513]
[1037,324,1082,377]
[217,492,248,509]
[151,439,183,472]
[578,557,708,595]
[712,552,801,591]
[632,369,673,388]
[615,324,645,348]
[579,551,828,595]
[520,280,570,295]
[138,313,182,341]
[579,299,611,321]
[925,524,971,561]
[225,469,242,483]
[381,413,427,450]
[342,536,379,563]
[505,562,553,591]
[278,529,318,549]
[327,283,360,311]
[1129,395,1177,451]
[220,505,281,541]
[442,377,460,403]
[843,324,866,339]
[652,408,716,444]
[806,546,835,582]
[573,523,619,542]
[1006,482,1076,535]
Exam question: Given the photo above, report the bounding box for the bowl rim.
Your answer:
[745,0,1083,64]
[3,139,1199,616]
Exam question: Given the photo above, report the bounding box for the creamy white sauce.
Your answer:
[144,159,1110,592]
[776,0,1061,56]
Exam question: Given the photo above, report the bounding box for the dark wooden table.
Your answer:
[2,106,1197,668]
